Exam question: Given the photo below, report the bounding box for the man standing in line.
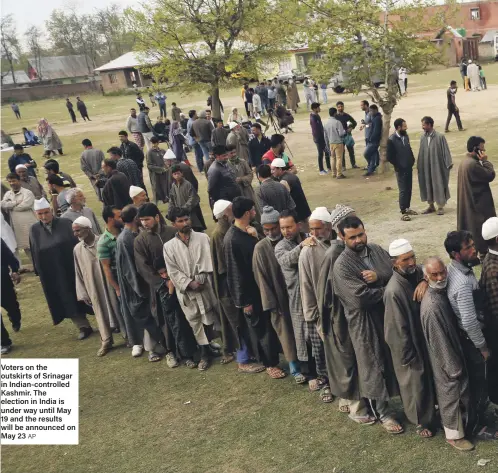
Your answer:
[253,206,305,383]
[323,107,346,179]
[359,100,371,153]
[119,130,145,175]
[298,207,335,402]
[445,231,498,441]
[129,186,148,207]
[15,165,46,200]
[262,134,296,172]
[457,136,495,257]
[107,146,145,190]
[256,164,295,214]
[224,197,285,379]
[1,239,21,354]
[207,145,242,206]
[155,91,167,118]
[333,216,402,433]
[76,97,90,121]
[384,239,436,438]
[146,136,168,204]
[480,217,498,403]
[61,188,101,234]
[248,123,271,171]
[73,217,115,357]
[164,208,220,371]
[30,198,93,340]
[80,139,105,200]
[310,102,331,176]
[44,159,77,188]
[101,159,132,209]
[191,110,214,163]
[336,101,358,170]
[66,98,77,123]
[126,108,145,150]
[364,105,382,177]
[386,118,418,221]
[137,106,155,151]
[420,257,474,451]
[211,119,230,148]
[445,81,464,133]
[187,110,204,173]
[226,122,251,163]
[418,116,453,216]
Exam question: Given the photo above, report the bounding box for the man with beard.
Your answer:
[333,216,402,433]
[386,119,418,221]
[445,231,498,441]
[298,207,334,402]
[62,188,101,234]
[384,239,436,438]
[457,136,495,257]
[129,186,148,207]
[207,145,242,205]
[420,257,473,451]
[134,203,194,365]
[256,164,295,214]
[73,217,116,357]
[224,196,284,378]
[16,164,46,200]
[101,159,132,209]
[252,206,304,383]
[226,122,250,163]
[164,208,220,371]
[80,139,104,201]
[29,198,93,340]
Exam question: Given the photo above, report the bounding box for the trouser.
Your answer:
[199,140,212,162]
[485,327,498,403]
[159,104,166,118]
[398,79,406,95]
[480,77,487,90]
[368,399,395,422]
[69,110,77,123]
[342,143,356,168]
[1,317,12,347]
[459,331,488,436]
[244,101,249,114]
[340,398,369,417]
[80,112,90,121]
[464,76,470,91]
[14,111,21,119]
[321,89,327,103]
[404,78,408,92]
[396,168,413,213]
[307,321,327,377]
[142,132,154,152]
[305,94,313,110]
[427,200,445,209]
[70,315,91,329]
[364,143,379,173]
[270,310,297,363]
[315,141,331,172]
[445,108,463,131]
[461,74,465,88]
[1,274,21,329]
[269,98,275,110]
[247,103,254,117]
[193,142,204,172]
[329,143,344,176]
[444,410,465,440]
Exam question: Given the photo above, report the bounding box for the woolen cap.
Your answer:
[482,217,498,241]
[260,206,280,224]
[389,238,413,257]
[330,204,355,230]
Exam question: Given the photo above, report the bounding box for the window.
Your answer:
[108,73,117,84]
[470,8,480,20]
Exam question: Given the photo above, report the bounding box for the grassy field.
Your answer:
[1,65,498,473]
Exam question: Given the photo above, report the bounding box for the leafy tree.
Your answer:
[1,15,21,85]
[301,0,448,164]
[126,0,302,118]
[25,26,45,81]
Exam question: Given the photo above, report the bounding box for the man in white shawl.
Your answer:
[163,207,219,371]
[466,60,480,92]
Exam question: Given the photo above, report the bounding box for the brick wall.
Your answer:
[100,69,130,93]
[1,82,101,104]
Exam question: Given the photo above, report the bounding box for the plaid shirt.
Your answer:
[480,250,498,330]
[117,158,142,187]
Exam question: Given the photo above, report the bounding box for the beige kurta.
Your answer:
[226,128,250,162]
[1,188,37,249]
[163,231,218,345]
[74,236,119,344]
[227,158,261,220]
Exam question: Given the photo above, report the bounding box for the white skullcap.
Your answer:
[34,198,50,211]
[129,185,145,198]
[389,238,413,257]
[73,216,92,229]
[271,158,286,168]
[482,217,498,241]
[165,149,177,160]
[213,199,231,219]
[309,207,332,223]
[229,122,239,130]
[15,164,27,171]
[468,59,472,63]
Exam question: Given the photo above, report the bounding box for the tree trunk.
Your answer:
[378,109,392,174]
[210,85,222,120]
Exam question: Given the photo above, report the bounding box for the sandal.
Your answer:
[320,386,334,403]
[446,438,474,451]
[238,363,266,373]
[475,427,498,441]
[401,214,411,221]
[266,367,287,379]
[198,359,210,371]
[436,208,444,216]
[220,354,235,365]
[148,352,161,362]
[422,206,435,215]
[293,373,307,384]
[308,379,321,392]
[97,343,112,357]
[339,405,351,414]
[348,414,376,425]
[381,418,404,434]
[185,359,197,369]
[416,425,434,438]
[404,209,418,215]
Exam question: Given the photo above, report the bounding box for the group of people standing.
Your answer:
[65,97,91,123]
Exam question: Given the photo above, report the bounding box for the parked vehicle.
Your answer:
[276,69,306,83]
[328,64,384,93]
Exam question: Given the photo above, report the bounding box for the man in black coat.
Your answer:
[248,123,271,170]
[101,159,133,209]
[76,97,91,121]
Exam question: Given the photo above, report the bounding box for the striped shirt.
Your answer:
[447,260,486,349]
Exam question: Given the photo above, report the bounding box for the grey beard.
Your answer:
[267,235,281,242]
[428,279,448,290]
[398,266,416,276]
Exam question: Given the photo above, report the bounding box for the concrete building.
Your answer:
[1,71,31,89]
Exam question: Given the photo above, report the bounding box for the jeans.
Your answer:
[342,143,356,168]
[159,103,166,118]
[198,140,211,162]
[396,168,413,212]
[289,360,302,376]
[236,340,251,364]
[445,108,463,131]
[364,143,379,173]
[193,142,204,172]
[1,273,21,330]
[321,89,327,103]
[315,141,331,172]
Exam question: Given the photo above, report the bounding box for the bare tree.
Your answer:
[1,15,20,85]
[25,26,45,81]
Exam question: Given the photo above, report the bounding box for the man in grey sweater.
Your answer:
[191,110,214,162]
[323,107,346,179]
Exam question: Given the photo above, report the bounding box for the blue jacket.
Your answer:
[368,112,382,145]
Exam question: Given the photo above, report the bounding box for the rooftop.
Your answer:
[29,55,94,80]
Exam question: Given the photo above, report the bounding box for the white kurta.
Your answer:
[467,63,480,91]
[1,188,37,249]
[163,231,218,345]
[1,212,17,253]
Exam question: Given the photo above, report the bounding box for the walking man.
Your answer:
[66,98,77,123]
[364,105,382,176]
[310,102,331,175]
[76,97,91,121]
[445,81,464,133]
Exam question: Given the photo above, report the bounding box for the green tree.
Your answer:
[301,0,448,164]
[126,0,302,118]
[25,26,46,81]
[95,4,135,61]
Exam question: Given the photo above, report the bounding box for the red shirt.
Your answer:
[262,149,294,168]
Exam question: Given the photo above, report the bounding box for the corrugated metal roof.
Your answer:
[29,55,94,80]
[2,70,31,85]
[480,30,498,43]
[94,51,158,72]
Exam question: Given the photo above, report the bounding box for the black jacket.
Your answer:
[207,160,241,203]
[368,112,382,145]
[248,135,271,168]
[120,141,145,169]
[386,133,415,171]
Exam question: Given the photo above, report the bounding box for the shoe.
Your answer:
[78,327,93,340]
[165,352,179,368]
[131,345,144,357]
[422,206,436,215]
[97,342,112,357]
[209,341,222,350]
[293,373,307,384]
[352,165,360,169]
[112,327,120,334]
[444,129,450,133]
[12,323,21,333]
[185,359,198,369]
[437,208,444,215]
[363,172,374,177]
[198,359,210,371]
[336,174,346,179]
[326,168,332,173]
[404,209,418,216]
[319,171,328,175]
[1,345,12,355]
[458,128,465,131]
